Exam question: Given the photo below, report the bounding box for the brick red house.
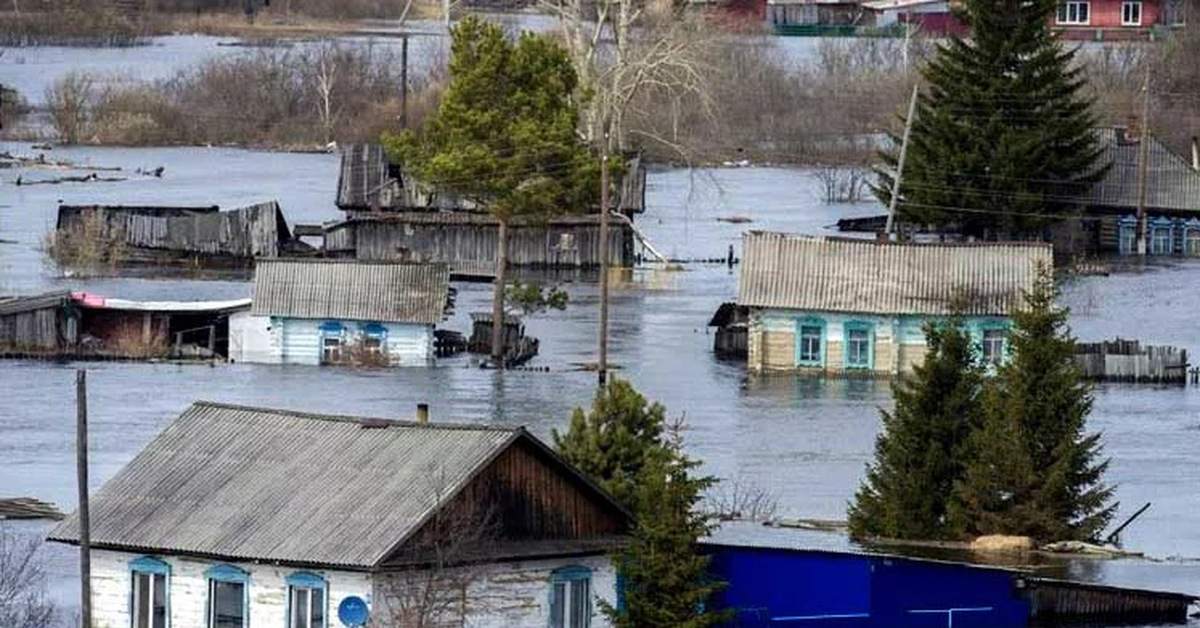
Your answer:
[1052,0,1164,40]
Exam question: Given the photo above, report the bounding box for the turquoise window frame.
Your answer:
[1184,219,1200,256]
[795,317,826,367]
[205,565,250,628]
[129,556,171,628]
[1150,217,1175,255]
[285,572,328,628]
[1118,215,1136,255]
[549,566,592,628]
[979,325,1009,365]
[843,321,875,370]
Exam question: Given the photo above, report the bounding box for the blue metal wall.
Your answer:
[704,545,1030,628]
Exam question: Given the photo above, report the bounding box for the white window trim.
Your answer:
[1122,1,1142,25]
[1057,1,1090,25]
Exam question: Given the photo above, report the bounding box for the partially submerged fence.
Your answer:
[1074,338,1188,384]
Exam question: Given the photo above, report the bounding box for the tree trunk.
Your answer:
[490,219,508,367]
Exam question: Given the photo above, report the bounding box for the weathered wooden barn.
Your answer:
[231,259,450,366]
[322,213,635,272]
[53,201,302,268]
[708,302,749,358]
[0,291,250,359]
[49,401,631,628]
[738,232,1051,376]
[336,143,647,216]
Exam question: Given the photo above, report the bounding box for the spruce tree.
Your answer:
[601,422,730,628]
[953,268,1115,541]
[848,316,983,540]
[553,378,666,508]
[874,0,1106,237]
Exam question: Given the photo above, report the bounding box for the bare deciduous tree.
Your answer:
[45,71,95,144]
[704,478,779,523]
[0,526,55,628]
[374,468,499,628]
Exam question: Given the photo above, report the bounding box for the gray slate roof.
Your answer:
[251,259,449,325]
[737,232,1051,316]
[1080,128,1200,213]
[49,402,524,569]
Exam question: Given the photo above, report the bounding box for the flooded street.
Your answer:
[4,140,1200,621]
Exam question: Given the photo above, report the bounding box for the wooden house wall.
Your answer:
[57,203,284,262]
[0,307,66,350]
[398,439,626,557]
[331,219,634,268]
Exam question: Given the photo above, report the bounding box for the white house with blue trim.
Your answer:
[49,402,632,628]
[737,232,1051,375]
[230,259,450,367]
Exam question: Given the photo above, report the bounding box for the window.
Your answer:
[206,565,248,628]
[1185,227,1200,256]
[287,573,327,628]
[321,336,342,364]
[982,329,1006,365]
[1118,217,1137,254]
[844,323,874,369]
[549,566,591,628]
[130,557,169,628]
[1151,220,1174,255]
[1122,0,1142,24]
[796,320,825,366]
[1057,1,1089,24]
[361,323,386,356]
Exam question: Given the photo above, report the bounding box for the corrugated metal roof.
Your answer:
[737,232,1050,316]
[251,259,449,324]
[49,402,522,569]
[1080,128,1200,213]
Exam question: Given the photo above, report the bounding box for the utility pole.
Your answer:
[443,0,451,27]
[597,141,610,387]
[1135,68,1151,256]
[76,369,91,628]
[885,84,919,240]
[399,34,409,129]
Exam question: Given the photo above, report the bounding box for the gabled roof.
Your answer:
[49,402,627,570]
[1079,128,1200,213]
[251,259,449,325]
[737,232,1050,316]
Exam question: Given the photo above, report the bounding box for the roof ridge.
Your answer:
[746,231,1054,249]
[188,400,518,432]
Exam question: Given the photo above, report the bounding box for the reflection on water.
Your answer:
[4,143,1200,619]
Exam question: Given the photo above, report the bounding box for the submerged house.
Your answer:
[49,401,632,628]
[325,144,643,272]
[738,232,1050,375]
[0,291,250,359]
[230,259,450,366]
[53,201,302,268]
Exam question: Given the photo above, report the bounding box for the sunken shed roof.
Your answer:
[251,259,449,325]
[48,402,574,569]
[737,232,1050,316]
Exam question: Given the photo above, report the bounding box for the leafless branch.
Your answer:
[0,526,55,628]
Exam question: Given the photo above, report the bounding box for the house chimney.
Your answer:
[416,403,430,425]
[1192,136,1199,172]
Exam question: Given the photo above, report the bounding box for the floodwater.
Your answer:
[3,140,1200,624]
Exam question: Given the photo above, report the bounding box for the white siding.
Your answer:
[273,318,434,367]
[374,554,617,628]
[91,550,614,628]
[227,312,277,365]
[90,549,372,628]
[279,318,322,366]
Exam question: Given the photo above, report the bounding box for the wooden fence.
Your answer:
[1073,338,1188,384]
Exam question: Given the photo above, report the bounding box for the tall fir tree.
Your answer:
[384,16,601,365]
[953,267,1115,541]
[553,379,666,508]
[848,316,983,541]
[601,422,730,628]
[874,0,1107,237]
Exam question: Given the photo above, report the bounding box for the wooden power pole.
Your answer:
[1135,68,1151,256]
[76,369,91,628]
[597,143,610,387]
[885,85,919,240]
[399,34,409,129]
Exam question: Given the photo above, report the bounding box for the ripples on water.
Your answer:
[3,138,1200,618]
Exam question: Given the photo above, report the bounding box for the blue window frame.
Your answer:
[1118,215,1136,255]
[319,321,344,364]
[1184,219,1200,256]
[1150,217,1175,255]
[360,323,387,356]
[549,566,591,628]
[795,318,826,367]
[130,557,170,628]
[286,573,327,628]
[843,321,874,370]
[206,565,249,628]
